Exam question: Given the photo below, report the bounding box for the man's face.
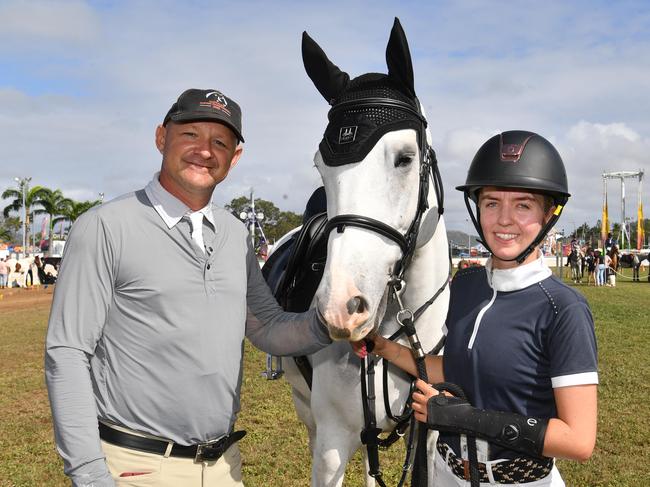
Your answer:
[478,187,552,269]
[156,121,242,208]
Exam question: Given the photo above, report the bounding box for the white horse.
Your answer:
[271,19,450,487]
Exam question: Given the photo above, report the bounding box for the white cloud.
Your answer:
[0,0,100,43]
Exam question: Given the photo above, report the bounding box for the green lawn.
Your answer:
[0,271,648,486]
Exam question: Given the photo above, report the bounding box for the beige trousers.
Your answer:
[101,439,244,487]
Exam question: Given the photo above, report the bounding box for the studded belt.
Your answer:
[437,441,553,484]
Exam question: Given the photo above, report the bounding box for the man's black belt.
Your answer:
[98,423,246,463]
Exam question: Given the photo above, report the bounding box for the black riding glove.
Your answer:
[426,394,549,459]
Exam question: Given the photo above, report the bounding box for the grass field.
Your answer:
[0,268,648,486]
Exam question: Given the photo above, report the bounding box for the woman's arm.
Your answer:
[351,335,444,383]
[411,381,597,462]
[543,384,597,461]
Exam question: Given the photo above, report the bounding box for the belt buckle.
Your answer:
[194,436,226,463]
[462,460,470,481]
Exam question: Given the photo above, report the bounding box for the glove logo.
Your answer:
[502,424,520,442]
[527,418,538,427]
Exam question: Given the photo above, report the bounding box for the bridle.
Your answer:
[322,97,445,282]
[321,95,449,487]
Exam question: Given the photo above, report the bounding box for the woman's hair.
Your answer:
[542,195,555,213]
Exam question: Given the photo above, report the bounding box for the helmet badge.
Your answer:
[500,134,533,162]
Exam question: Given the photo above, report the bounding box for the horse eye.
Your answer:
[395,153,414,167]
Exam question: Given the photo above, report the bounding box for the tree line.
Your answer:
[2,182,646,251]
[573,220,649,249]
[0,183,303,248]
[1,182,101,245]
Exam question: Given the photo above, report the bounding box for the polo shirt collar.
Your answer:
[144,173,215,229]
[485,251,551,292]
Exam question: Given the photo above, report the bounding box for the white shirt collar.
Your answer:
[144,172,215,229]
[485,251,551,292]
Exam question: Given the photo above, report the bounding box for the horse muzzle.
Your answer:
[316,293,377,341]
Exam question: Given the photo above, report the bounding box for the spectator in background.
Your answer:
[607,246,619,287]
[26,257,36,287]
[604,251,613,287]
[604,232,615,252]
[585,248,596,286]
[0,257,9,289]
[11,262,25,288]
[595,249,606,286]
[631,253,640,282]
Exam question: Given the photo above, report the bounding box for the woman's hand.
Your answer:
[350,338,370,359]
[412,379,441,423]
[350,333,388,359]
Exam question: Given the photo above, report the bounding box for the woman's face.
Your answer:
[478,187,552,269]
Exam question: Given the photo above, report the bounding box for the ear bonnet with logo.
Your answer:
[302,18,427,166]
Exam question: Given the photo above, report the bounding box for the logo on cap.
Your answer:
[205,91,228,106]
[339,126,358,144]
[199,101,232,116]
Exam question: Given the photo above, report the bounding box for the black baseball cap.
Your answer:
[163,88,244,142]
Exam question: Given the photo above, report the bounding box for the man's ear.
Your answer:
[155,125,166,154]
[229,146,243,170]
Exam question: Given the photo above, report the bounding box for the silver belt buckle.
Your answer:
[194,435,225,463]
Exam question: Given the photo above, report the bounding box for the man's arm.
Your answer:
[244,243,332,356]
[45,211,116,486]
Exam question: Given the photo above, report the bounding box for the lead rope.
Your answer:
[360,226,452,487]
[391,287,429,487]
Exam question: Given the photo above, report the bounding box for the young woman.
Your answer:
[596,250,606,286]
[354,131,598,486]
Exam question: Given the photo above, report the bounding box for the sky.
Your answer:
[1,0,649,236]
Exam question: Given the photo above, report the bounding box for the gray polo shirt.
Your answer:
[45,175,331,486]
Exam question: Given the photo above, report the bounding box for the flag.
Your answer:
[39,217,49,249]
[601,195,609,245]
[638,202,645,250]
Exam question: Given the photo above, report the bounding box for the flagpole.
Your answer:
[638,171,645,250]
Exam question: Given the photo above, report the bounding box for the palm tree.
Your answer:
[33,188,73,243]
[0,226,11,242]
[54,199,102,236]
[2,183,46,247]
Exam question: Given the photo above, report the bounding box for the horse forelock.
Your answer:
[319,73,424,168]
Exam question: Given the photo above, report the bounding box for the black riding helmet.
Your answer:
[456,130,570,264]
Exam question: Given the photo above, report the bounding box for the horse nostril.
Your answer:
[346,295,368,315]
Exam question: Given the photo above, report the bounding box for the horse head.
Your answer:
[303,18,440,342]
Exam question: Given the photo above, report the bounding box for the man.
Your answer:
[45,88,331,486]
[604,232,616,252]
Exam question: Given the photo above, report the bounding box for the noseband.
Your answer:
[322,96,444,281]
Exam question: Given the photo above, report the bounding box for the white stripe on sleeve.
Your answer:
[552,371,599,388]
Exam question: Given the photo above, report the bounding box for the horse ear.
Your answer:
[386,17,416,98]
[302,31,350,104]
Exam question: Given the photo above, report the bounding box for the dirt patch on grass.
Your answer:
[0,286,54,312]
